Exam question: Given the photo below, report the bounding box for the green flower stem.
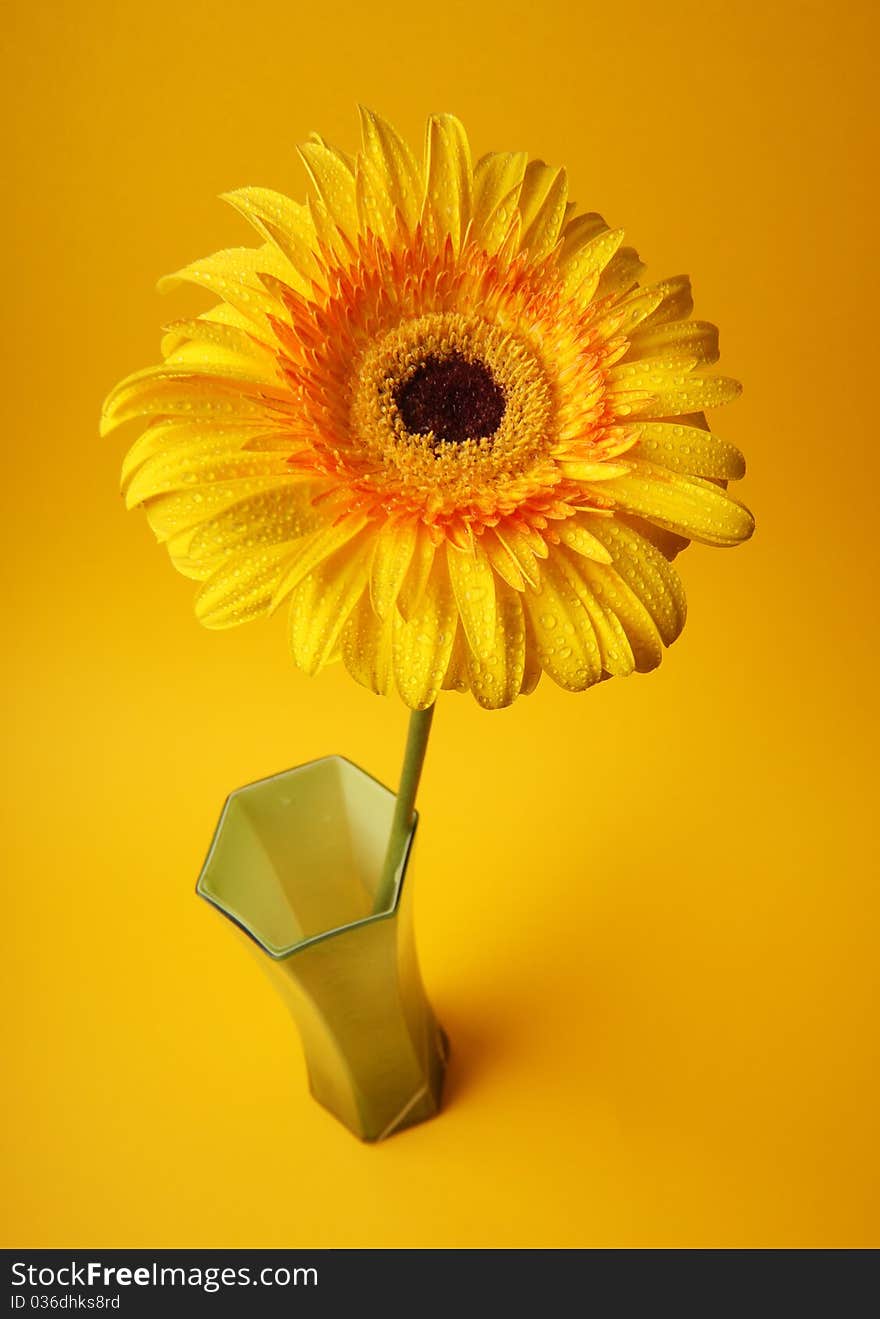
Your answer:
[374,704,435,914]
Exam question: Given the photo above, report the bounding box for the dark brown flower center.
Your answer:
[394,352,506,446]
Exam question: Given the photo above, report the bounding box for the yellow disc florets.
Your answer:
[349,311,556,518]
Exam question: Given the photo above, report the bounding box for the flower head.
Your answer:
[103,110,753,709]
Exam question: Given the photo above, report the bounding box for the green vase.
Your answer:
[196,755,447,1141]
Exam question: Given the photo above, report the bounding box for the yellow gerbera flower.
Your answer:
[102,109,754,710]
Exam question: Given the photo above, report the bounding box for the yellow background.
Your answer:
[4,0,878,1248]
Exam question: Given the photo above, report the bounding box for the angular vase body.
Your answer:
[196,756,447,1142]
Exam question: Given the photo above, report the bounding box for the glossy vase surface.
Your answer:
[196,755,447,1141]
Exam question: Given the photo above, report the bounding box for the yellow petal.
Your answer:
[471,152,527,250]
[160,313,276,372]
[557,519,614,564]
[465,577,526,709]
[572,556,664,671]
[220,189,320,291]
[644,374,742,414]
[557,211,611,261]
[519,166,568,260]
[423,113,473,249]
[556,459,631,482]
[157,243,295,325]
[600,461,754,547]
[626,319,720,365]
[369,520,418,620]
[589,285,665,339]
[184,482,322,562]
[446,540,497,662]
[621,515,688,561]
[143,476,292,544]
[473,151,526,218]
[289,535,371,676]
[513,521,550,559]
[471,182,522,256]
[298,138,359,242]
[393,556,457,710]
[584,518,687,644]
[358,107,423,233]
[520,607,542,695]
[341,590,395,697]
[483,528,525,590]
[494,524,542,589]
[638,275,693,329]
[307,195,351,265]
[101,364,285,436]
[517,161,563,240]
[196,543,297,628]
[595,246,644,299]
[123,421,253,489]
[609,360,742,417]
[125,444,293,509]
[441,622,471,694]
[608,356,699,389]
[355,153,396,243]
[555,550,636,676]
[583,596,635,677]
[397,525,436,621]
[272,513,371,609]
[631,421,746,480]
[558,225,625,300]
[166,526,223,582]
[310,134,356,173]
[522,555,603,691]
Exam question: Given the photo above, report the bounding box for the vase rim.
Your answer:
[195,754,418,960]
